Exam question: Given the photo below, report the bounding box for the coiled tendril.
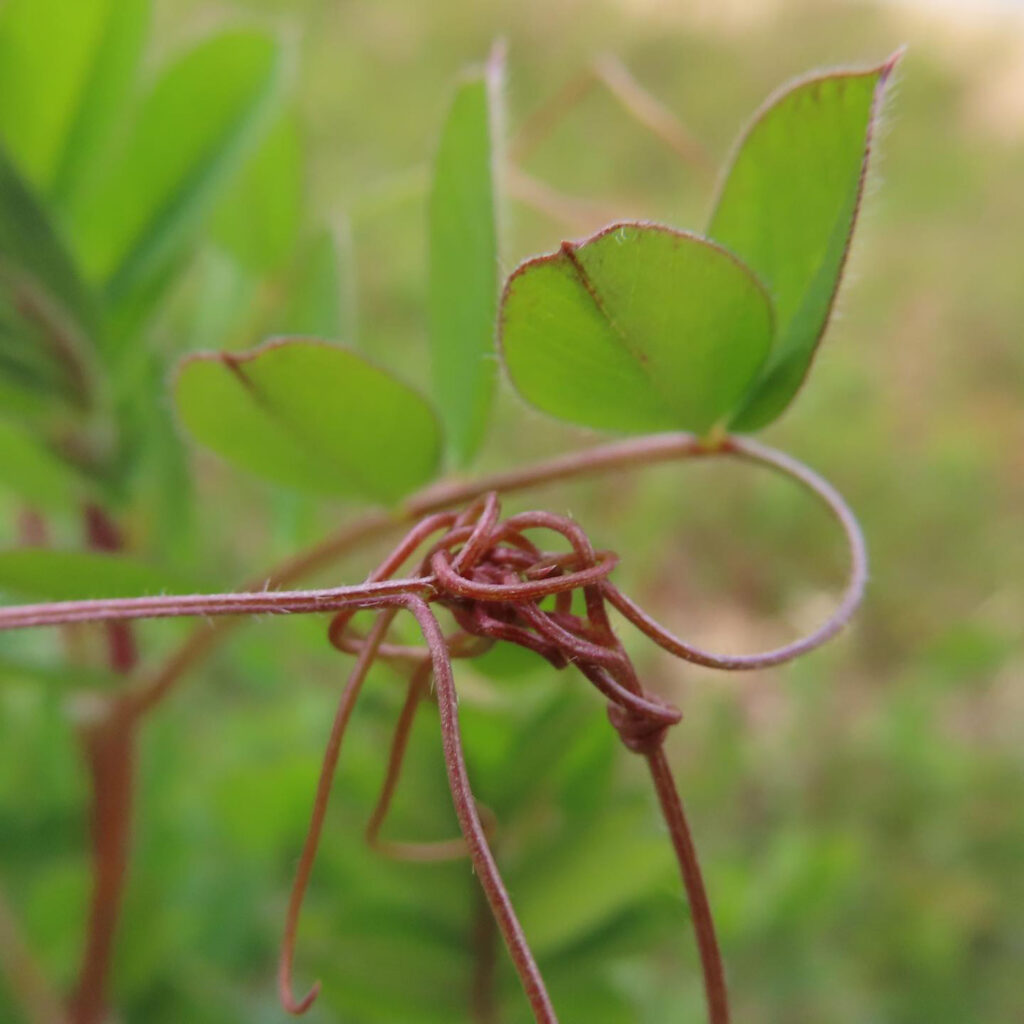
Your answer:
[279,476,865,1024]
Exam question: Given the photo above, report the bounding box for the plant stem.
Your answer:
[0,431,866,704]
[279,611,398,1014]
[508,67,595,163]
[0,578,437,632]
[131,433,709,712]
[0,448,868,1023]
[590,54,715,178]
[69,704,135,1024]
[508,55,712,178]
[69,508,139,1024]
[403,595,558,1023]
[646,747,729,1024]
[84,506,139,674]
[364,664,480,862]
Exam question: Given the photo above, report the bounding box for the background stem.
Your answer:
[69,707,135,1024]
[646,748,729,1024]
[70,507,140,1024]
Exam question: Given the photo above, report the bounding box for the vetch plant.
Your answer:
[0,34,900,1024]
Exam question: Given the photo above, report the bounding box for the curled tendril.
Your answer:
[279,465,865,1024]
[0,435,867,1024]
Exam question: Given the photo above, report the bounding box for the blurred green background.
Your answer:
[1,0,1022,1021]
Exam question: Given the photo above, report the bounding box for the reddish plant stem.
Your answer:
[0,434,866,691]
[363,662,498,863]
[508,67,595,163]
[281,595,557,1021]
[403,595,558,1024]
[646,747,729,1024]
[130,433,712,714]
[0,578,437,632]
[508,55,713,178]
[84,505,139,674]
[365,664,475,862]
[590,54,715,178]
[70,506,139,1024]
[131,509,402,716]
[279,610,398,1014]
[69,705,135,1024]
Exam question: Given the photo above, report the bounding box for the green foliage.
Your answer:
[500,60,896,436]
[0,32,913,1022]
[212,111,304,274]
[0,0,149,201]
[0,652,118,689]
[710,55,901,429]
[0,11,288,521]
[0,147,99,407]
[275,227,348,339]
[514,805,676,956]
[3,8,1016,1024]
[428,58,502,465]
[500,223,773,434]
[0,548,191,601]
[67,30,283,308]
[0,420,88,513]
[175,338,441,502]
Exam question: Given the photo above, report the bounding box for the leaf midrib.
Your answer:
[221,354,380,500]
[557,241,678,425]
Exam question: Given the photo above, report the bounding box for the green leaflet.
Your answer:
[212,110,303,273]
[710,54,901,430]
[68,30,284,307]
[500,222,773,435]
[175,338,442,503]
[0,146,99,407]
[0,0,149,201]
[428,53,503,466]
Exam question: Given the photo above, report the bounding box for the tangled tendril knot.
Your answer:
[275,482,865,1024]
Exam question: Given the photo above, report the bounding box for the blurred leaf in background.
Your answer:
[429,51,503,467]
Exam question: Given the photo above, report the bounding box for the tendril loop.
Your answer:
[288,483,860,1024]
